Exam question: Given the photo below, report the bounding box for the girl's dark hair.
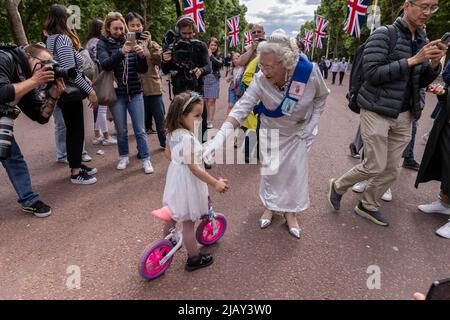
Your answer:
[125,12,146,29]
[208,37,220,56]
[44,4,81,50]
[166,91,204,133]
[85,19,104,45]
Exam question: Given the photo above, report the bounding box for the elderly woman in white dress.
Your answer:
[203,31,329,239]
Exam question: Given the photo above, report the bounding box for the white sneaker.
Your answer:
[143,159,154,174]
[117,157,130,170]
[102,137,117,146]
[207,121,214,129]
[381,188,393,202]
[418,201,450,215]
[352,181,368,193]
[82,154,92,162]
[436,220,450,239]
[92,137,104,145]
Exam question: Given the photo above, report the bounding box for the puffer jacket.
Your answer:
[97,35,148,97]
[357,16,441,119]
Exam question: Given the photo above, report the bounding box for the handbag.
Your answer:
[92,70,117,107]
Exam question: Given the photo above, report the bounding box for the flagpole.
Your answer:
[371,0,379,34]
[224,16,228,58]
[326,33,330,59]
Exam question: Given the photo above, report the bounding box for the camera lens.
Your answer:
[0,116,14,160]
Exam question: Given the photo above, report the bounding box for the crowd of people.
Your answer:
[0,0,449,278]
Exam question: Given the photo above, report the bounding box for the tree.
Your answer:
[4,0,28,45]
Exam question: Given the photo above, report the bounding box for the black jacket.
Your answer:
[161,39,211,95]
[97,36,148,97]
[416,89,450,192]
[210,54,223,77]
[0,49,49,124]
[357,17,441,119]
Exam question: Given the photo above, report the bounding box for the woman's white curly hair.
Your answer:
[257,29,299,71]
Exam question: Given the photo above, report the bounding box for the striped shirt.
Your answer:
[46,34,92,95]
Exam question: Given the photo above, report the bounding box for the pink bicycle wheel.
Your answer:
[196,214,227,246]
[138,240,173,280]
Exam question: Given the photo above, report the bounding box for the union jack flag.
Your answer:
[314,15,328,49]
[343,0,369,38]
[244,31,253,46]
[183,0,206,33]
[304,29,313,52]
[227,15,240,48]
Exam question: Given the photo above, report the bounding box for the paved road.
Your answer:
[1,73,448,300]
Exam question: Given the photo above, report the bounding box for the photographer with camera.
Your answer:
[0,43,65,217]
[45,4,99,185]
[161,15,211,143]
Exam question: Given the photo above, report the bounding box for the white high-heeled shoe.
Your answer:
[259,211,273,229]
[284,214,301,239]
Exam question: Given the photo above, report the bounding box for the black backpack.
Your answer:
[346,25,398,114]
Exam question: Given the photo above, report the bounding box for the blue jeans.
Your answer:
[144,95,166,147]
[110,94,150,160]
[1,138,39,206]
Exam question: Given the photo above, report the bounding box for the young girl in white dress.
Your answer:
[163,91,230,271]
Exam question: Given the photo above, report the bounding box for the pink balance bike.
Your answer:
[138,197,227,280]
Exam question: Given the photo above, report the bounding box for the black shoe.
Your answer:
[71,172,97,185]
[327,178,343,211]
[22,200,52,218]
[354,202,389,227]
[185,253,214,272]
[80,164,98,176]
[137,153,142,160]
[402,160,420,171]
[349,143,361,159]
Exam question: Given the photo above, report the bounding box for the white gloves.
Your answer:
[203,122,235,164]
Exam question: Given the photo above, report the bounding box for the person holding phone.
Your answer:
[97,12,153,174]
[328,0,447,227]
[125,12,166,149]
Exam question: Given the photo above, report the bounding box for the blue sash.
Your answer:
[253,54,313,120]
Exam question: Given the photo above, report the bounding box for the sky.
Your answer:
[240,0,321,37]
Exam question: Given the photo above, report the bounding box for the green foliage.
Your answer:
[0,0,248,50]
[299,0,449,60]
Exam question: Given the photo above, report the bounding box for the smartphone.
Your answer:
[426,278,450,300]
[127,32,136,47]
[441,32,450,45]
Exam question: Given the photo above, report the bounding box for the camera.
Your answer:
[43,60,77,82]
[163,29,197,77]
[0,105,21,160]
